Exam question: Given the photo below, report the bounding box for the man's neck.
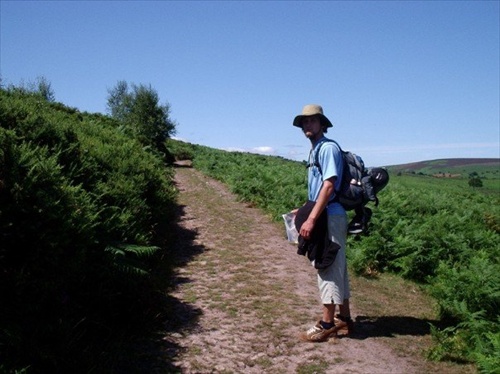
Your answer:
[310,134,326,148]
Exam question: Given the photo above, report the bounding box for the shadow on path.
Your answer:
[110,200,208,373]
[347,315,439,340]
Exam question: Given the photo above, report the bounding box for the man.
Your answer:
[293,104,354,342]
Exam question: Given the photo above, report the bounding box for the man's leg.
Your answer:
[324,299,351,324]
[322,303,336,323]
[334,298,354,335]
[339,298,350,318]
[320,299,353,335]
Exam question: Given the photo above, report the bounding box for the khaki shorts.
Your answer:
[316,213,350,305]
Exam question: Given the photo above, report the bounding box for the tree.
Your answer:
[106,81,176,155]
[35,76,55,102]
[468,171,483,188]
[5,76,55,102]
[106,80,130,122]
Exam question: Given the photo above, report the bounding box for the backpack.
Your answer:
[309,139,389,211]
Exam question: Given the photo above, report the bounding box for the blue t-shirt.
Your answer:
[307,137,345,215]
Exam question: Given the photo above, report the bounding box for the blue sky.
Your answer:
[1,0,499,166]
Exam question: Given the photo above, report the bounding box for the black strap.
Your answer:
[306,139,341,203]
[306,139,337,174]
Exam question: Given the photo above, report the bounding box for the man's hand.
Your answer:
[299,176,335,240]
[299,217,315,240]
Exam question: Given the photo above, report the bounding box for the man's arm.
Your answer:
[299,176,335,240]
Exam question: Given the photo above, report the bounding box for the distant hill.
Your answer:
[386,158,500,178]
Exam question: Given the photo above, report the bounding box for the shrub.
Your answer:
[0,88,177,372]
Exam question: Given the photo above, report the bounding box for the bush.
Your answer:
[0,88,177,372]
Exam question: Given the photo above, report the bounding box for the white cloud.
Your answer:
[251,146,275,155]
[223,146,276,156]
[225,147,247,153]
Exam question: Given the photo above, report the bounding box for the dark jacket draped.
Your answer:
[294,200,340,269]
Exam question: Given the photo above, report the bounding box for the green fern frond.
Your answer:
[105,244,159,276]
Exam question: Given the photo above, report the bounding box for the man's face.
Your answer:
[301,115,322,139]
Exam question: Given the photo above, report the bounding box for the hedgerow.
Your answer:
[0,89,177,372]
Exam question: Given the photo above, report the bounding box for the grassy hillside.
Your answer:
[387,158,500,179]
[167,139,499,373]
[1,88,178,373]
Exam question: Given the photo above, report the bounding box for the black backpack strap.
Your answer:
[307,139,343,204]
[306,139,337,175]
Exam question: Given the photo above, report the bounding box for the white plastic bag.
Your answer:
[282,212,299,244]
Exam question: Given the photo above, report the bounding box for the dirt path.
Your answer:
[161,164,475,374]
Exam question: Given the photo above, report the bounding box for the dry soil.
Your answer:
[157,163,475,374]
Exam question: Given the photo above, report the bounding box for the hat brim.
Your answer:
[293,114,333,128]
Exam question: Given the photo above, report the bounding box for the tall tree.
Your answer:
[106,81,177,155]
[106,80,130,122]
[35,76,55,102]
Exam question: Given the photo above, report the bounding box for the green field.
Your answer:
[168,140,499,373]
[387,158,500,180]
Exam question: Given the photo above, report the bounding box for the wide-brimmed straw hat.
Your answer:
[293,104,333,128]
